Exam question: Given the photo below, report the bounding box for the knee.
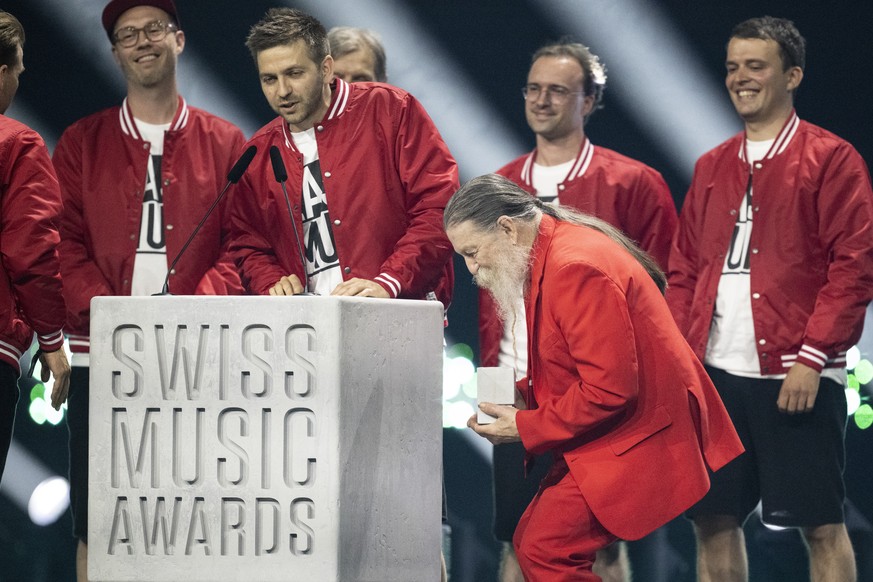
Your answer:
[693,514,742,541]
[802,523,849,547]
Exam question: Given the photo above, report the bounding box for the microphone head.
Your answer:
[269,145,289,183]
[227,145,257,183]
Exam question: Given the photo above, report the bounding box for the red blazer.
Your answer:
[515,215,743,541]
[479,139,677,366]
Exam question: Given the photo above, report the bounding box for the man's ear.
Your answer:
[580,93,595,119]
[786,66,803,93]
[174,30,186,56]
[322,54,334,80]
[496,215,518,243]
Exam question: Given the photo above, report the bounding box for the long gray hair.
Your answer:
[444,174,667,293]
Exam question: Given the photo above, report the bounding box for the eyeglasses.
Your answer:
[522,84,584,103]
[113,20,177,48]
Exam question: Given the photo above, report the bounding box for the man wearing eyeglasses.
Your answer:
[483,41,678,582]
[52,1,244,579]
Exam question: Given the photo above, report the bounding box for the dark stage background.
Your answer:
[1,1,872,580]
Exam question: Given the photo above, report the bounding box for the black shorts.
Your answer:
[492,441,552,542]
[687,366,847,528]
[66,366,90,541]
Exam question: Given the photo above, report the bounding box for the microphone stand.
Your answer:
[269,145,315,296]
[153,145,258,296]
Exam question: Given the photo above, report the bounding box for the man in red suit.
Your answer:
[485,40,677,582]
[445,174,743,580]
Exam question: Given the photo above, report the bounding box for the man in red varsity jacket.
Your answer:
[232,9,456,581]
[231,8,455,306]
[52,1,244,578]
[0,9,69,483]
[668,17,873,582]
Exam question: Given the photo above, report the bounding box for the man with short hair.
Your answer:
[447,173,742,581]
[328,25,387,83]
[232,9,455,579]
[53,1,245,578]
[231,6,454,303]
[486,40,678,582]
[669,16,873,582]
[0,9,70,482]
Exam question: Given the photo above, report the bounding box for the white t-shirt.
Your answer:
[130,119,171,297]
[706,138,844,384]
[291,128,342,296]
[496,161,571,375]
[531,159,574,205]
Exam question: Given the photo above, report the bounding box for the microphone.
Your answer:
[153,145,257,296]
[269,145,314,295]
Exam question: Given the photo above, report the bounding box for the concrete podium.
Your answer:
[88,296,444,582]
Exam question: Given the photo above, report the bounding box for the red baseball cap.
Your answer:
[102,0,180,39]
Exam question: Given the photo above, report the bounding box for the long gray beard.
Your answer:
[474,242,531,324]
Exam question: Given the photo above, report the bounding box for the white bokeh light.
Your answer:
[846,346,861,370]
[846,387,862,416]
[443,356,475,402]
[443,400,475,429]
[442,359,461,400]
[28,477,71,526]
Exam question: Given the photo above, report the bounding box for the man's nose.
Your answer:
[277,77,293,97]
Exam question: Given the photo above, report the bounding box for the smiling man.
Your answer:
[668,16,873,582]
[52,1,244,579]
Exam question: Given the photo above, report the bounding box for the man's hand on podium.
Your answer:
[269,274,306,296]
[331,278,389,298]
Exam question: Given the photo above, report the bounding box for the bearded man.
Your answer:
[444,173,743,581]
[230,7,455,303]
[230,8,457,580]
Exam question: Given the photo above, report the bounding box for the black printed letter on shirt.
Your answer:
[138,154,165,252]
[300,159,339,275]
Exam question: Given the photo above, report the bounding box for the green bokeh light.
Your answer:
[446,343,474,361]
[853,359,873,384]
[27,380,67,426]
[30,383,45,401]
[847,374,860,390]
[855,404,873,430]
